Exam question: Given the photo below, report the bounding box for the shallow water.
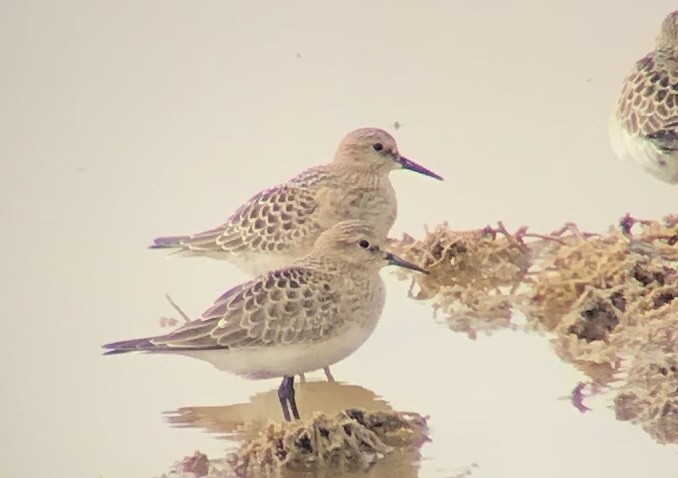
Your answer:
[2,1,677,477]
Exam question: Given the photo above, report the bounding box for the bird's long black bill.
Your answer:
[385,252,429,274]
[398,156,443,180]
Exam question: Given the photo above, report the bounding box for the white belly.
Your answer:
[171,248,303,276]
[229,251,305,276]
[609,116,678,184]
[178,318,380,379]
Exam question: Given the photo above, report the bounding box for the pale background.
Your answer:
[1,1,677,477]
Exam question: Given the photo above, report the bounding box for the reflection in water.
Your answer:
[167,381,392,436]
[164,381,429,477]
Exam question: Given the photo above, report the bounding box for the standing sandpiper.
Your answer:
[105,220,428,421]
[150,127,443,274]
[609,11,678,184]
[150,128,440,383]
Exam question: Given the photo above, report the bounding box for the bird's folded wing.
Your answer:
[646,119,678,153]
[151,267,341,350]
[177,180,322,254]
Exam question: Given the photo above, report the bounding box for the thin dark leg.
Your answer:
[278,376,292,422]
[287,375,300,420]
[277,375,300,421]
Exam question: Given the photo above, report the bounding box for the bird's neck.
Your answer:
[656,47,678,59]
[302,256,374,277]
[332,164,388,189]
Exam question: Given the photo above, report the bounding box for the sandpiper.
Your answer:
[609,11,678,184]
[151,128,440,383]
[105,220,428,421]
[150,127,443,274]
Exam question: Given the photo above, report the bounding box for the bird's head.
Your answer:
[312,220,428,274]
[333,127,443,180]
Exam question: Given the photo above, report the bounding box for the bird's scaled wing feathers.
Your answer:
[621,55,678,147]
[646,120,678,153]
[177,180,322,254]
[151,267,342,350]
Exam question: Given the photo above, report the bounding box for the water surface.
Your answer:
[2,1,677,477]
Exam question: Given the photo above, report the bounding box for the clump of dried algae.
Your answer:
[388,215,677,443]
[387,222,531,338]
[228,409,428,476]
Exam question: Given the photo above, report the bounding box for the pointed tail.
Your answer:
[102,337,156,355]
[149,235,189,249]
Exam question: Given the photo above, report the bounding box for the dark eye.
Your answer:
[372,143,383,152]
[359,239,370,249]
